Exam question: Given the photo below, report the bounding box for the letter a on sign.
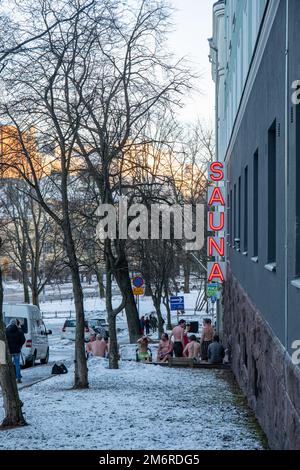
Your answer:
[207,262,226,282]
[208,187,226,207]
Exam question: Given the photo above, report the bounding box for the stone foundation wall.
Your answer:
[223,267,300,450]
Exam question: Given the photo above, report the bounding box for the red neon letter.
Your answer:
[208,237,225,257]
[209,162,224,181]
[208,187,225,206]
[208,212,224,231]
[208,262,225,282]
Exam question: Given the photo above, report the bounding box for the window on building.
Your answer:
[244,166,248,253]
[268,120,277,264]
[230,189,233,246]
[234,184,237,246]
[227,193,230,246]
[253,150,258,257]
[238,176,241,249]
[296,105,300,276]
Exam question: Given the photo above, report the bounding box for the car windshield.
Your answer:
[4,317,28,334]
[64,320,76,328]
[64,320,89,328]
[89,319,106,328]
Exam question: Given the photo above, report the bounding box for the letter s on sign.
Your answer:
[209,162,224,181]
[291,340,300,365]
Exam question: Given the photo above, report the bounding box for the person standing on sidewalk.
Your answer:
[5,319,26,384]
[170,319,186,357]
[145,316,150,335]
[140,316,145,335]
[200,318,215,361]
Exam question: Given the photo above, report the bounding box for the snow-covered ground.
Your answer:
[1,284,266,450]
[0,359,266,450]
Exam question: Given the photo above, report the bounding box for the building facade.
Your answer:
[210,0,300,449]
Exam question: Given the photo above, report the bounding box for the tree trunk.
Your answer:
[0,262,26,428]
[21,263,30,304]
[153,297,164,336]
[63,227,88,389]
[105,253,121,370]
[31,281,39,308]
[96,269,105,299]
[108,313,118,369]
[183,257,190,294]
[114,253,140,343]
[144,283,152,297]
[163,285,172,330]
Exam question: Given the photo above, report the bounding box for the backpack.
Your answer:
[51,362,68,375]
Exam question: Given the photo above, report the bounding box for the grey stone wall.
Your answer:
[223,266,300,450]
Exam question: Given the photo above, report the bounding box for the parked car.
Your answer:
[61,318,108,341]
[88,318,109,339]
[61,319,91,341]
[3,303,52,367]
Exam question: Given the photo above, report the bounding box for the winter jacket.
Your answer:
[208,341,225,364]
[6,324,26,355]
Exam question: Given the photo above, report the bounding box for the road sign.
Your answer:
[133,287,144,296]
[132,275,144,288]
[170,295,185,311]
[207,283,219,298]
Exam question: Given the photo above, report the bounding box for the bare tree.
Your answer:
[139,238,176,335]
[0,0,195,370]
[0,238,26,428]
[0,0,95,70]
[0,180,63,306]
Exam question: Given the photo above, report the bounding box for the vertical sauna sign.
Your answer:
[207,162,226,283]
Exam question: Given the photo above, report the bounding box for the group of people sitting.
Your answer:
[136,318,225,365]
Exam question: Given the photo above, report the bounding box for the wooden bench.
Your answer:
[167,358,231,370]
[168,357,196,368]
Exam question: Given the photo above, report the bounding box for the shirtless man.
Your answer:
[201,318,215,361]
[137,336,152,362]
[170,319,186,357]
[90,334,108,357]
[86,333,96,359]
[157,333,173,363]
[183,335,200,359]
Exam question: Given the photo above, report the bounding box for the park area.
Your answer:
[0,356,267,450]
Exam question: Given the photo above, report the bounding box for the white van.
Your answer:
[3,303,52,367]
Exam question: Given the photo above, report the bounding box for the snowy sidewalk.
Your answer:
[0,359,267,450]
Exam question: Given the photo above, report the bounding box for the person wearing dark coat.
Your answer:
[145,316,150,335]
[6,319,26,383]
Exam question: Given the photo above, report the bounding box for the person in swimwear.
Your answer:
[137,336,152,362]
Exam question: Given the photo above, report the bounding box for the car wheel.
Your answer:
[40,348,49,365]
[26,351,36,368]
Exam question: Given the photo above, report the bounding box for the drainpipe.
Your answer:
[284,0,289,351]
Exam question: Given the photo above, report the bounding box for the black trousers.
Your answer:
[173,342,183,358]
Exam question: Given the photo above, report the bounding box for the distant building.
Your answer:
[210,0,300,449]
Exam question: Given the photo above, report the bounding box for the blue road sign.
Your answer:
[170,295,185,311]
[132,275,144,288]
